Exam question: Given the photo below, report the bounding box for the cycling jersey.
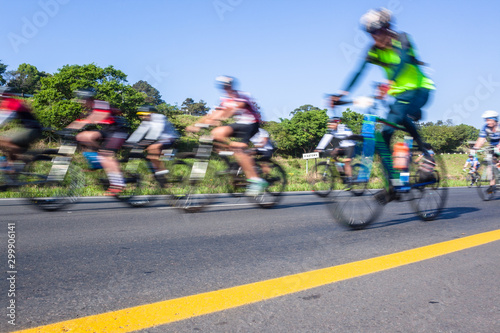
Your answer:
[479,124,500,146]
[220,91,261,125]
[465,157,480,167]
[126,113,180,144]
[316,124,355,150]
[343,32,435,96]
[250,128,275,152]
[0,97,42,129]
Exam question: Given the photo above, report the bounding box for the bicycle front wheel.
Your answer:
[409,154,448,221]
[476,167,495,201]
[307,161,334,197]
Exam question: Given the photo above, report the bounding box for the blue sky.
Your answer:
[2,0,500,129]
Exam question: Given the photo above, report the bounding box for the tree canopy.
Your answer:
[6,63,49,95]
[132,80,164,105]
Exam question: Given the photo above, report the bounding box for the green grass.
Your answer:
[0,153,478,198]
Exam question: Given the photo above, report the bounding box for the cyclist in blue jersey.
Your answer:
[331,8,434,158]
[472,110,500,193]
[463,154,480,173]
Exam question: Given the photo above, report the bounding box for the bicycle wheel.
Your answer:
[326,167,384,229]
[466,173,473,188]
[19,155,83,211]
[409,154,448,221]
[114,157,155,207]
[307,161,334,197]
[217,155,246,197]
[166,153,224,213]
[476,167,495,201]
[251,160,287,208]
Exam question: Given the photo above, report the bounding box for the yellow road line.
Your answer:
[15,229,500,333]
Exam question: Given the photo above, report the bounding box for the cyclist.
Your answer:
[472,110,500,193]
[66,89,129,195]
[463,153,480,173]
[315,117,355,179]
[0,87,43,168]
[187,76,266,196]
[250,128,275,161]
[331,8,434,160]
[125,105,180,184]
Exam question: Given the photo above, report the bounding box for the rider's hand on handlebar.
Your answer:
[329,91,348,108]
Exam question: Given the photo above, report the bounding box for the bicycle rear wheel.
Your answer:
[409,153,448,221]
[114,157,157,207]
[251,160,287,208]
[20,156,83,211]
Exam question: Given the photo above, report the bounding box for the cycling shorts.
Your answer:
[229,122,259,144]
[6,128,43,150]
[99,129,128,152]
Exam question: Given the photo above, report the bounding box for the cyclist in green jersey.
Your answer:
[331,8,434,157]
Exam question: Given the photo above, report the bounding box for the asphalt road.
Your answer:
[1,188,499,332]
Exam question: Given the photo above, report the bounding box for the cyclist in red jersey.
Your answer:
[0,87,43,166]
[66,89,128,194]
[187,76,267,195]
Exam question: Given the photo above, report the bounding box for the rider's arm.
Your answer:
[315,133,334,151]
[473,137,487,150]
[126,120,151,144]
[341,58,369,94]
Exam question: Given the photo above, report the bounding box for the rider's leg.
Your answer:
[99,132,127,190]
[382,89,430,154]
[76,131,102,150]
[230,141,258,179]
[146,142,165,172]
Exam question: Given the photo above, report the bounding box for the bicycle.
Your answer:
[324,107,448,229]
[475,146,500,201]
[168,126,287,212]
[307,147,369,198]
[464,167,480,188]
[0,135,82,211]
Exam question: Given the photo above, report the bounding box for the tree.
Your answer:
[0,61,7,85]
[6,63,49,95]
[32,63,144,129]
[272,105,328,156]
[181,98,210,116]
[132,80,164,105]
[340,108,364,134]
[156,103,182,117]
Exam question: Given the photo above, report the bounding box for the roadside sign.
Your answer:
[302,152,319,160]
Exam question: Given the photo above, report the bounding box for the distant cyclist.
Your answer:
[315,117,355,179]
[66,89,129,195]
[187,76,266,196]
[463,154,480,173]
[0,87,43,168]
[250,128,275,161]
[331,8,434,159]
[126,105,180,184]
[472,110,500,193]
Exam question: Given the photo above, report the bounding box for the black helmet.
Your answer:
[74,88,96,100]
[215,75,237,90]
[137,105,157,116]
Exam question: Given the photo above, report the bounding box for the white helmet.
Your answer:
[360,8,392,34]
[482,110,499,120]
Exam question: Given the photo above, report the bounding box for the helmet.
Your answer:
[215,75,237,90]
[360,8,392,34]
[137,105,157,116]
[482,110,498,121]
[74,88,96,100]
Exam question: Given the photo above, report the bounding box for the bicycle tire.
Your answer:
[307,161,334,197]
[466,173,473,188]
[165,152,217,213]
[20,155,83,211]
[251,160,287,208]
[326,168,384,229]
[476,167,495,201]
[115,157,158,208]
[217,155,246,197]
[409,154,448,221]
